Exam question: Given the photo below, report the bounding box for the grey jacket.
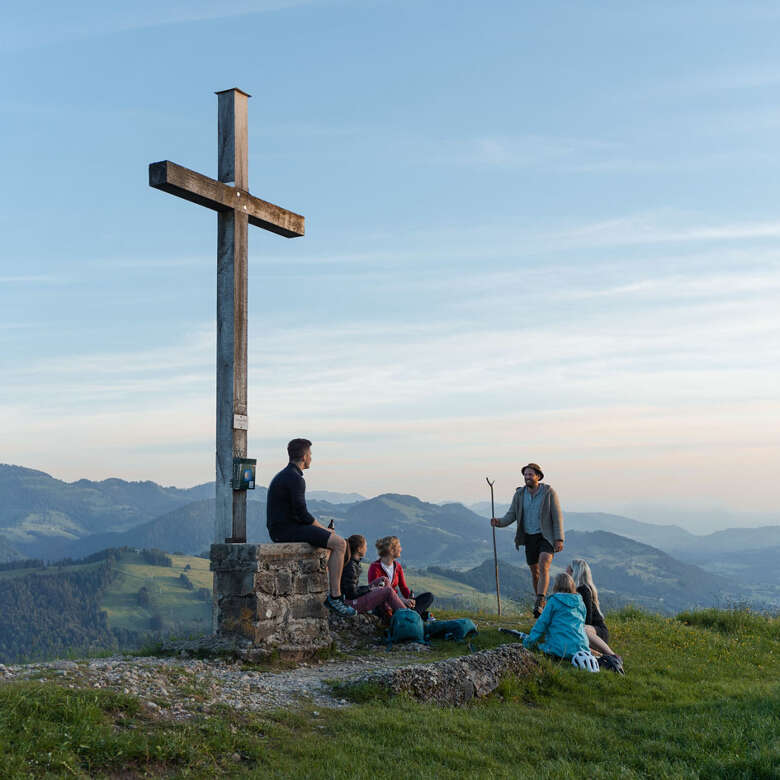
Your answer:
[495,483,564,550]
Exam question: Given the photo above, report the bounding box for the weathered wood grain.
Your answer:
[149,160,304,237]
[217,88,249,189]
[216,209,236,544]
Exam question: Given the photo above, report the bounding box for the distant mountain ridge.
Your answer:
[2,464,778,610]
[429,529,739,615]
[0,464,211,556]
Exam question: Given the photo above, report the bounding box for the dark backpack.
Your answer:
[386,608,426,646]
[425,618,478,642]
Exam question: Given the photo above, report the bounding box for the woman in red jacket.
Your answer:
[367,535,434,620]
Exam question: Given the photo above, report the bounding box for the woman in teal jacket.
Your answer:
[523,573,590,659]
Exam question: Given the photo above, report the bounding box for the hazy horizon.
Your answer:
[6,460,777,535]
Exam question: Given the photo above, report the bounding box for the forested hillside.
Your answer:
[0,548,196,664]
[0,557,120,662]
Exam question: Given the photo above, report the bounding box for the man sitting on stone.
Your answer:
[266,438,356,617]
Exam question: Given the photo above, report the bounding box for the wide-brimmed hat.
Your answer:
[522,463,544,479]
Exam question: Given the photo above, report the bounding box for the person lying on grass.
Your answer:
[367,535,434,621]
[568,558,620,657]
[340,534,408,615]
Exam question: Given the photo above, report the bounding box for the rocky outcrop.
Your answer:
[354,643,538,705]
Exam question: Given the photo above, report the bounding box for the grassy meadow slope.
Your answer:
[393,568,527,615]
[0,607,777,777]
[100,553,212,635]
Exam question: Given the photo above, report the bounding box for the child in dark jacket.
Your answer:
[341,535,407,615]
[367,535,434,621]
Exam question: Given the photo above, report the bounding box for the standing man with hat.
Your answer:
[491,463,564,618]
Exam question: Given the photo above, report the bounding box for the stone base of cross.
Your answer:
[149,89,304,545]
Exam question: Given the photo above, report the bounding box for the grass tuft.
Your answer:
[676,606,779,638]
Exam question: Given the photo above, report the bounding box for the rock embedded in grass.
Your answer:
[352,643,538,705]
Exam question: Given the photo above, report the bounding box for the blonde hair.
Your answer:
[375,535,400,558]
[570,559,602,615]
[552,572,576,594]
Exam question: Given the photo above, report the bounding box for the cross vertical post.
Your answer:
[216,88,249,545]
[148,87,304,554]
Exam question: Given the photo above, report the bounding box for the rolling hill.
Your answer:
[0,464,212,558]
[429,529,741,615]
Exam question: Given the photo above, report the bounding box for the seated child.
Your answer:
[367,535,434,620]
[523,572,590,659]
[341,534,407,615]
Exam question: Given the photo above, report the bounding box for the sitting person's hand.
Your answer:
[369,577,387,589]
[404,597,416,608]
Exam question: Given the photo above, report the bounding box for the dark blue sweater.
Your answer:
[266,463,316,530]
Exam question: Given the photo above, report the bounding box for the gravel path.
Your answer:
[0,646,431,720]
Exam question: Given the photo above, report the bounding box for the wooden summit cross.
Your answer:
[149,88,304,545]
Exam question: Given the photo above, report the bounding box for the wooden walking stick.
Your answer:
[486,477,501,616]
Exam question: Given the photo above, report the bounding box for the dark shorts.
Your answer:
[268,523,332,549]
[524,533,554,565]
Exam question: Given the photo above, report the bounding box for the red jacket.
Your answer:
[367,559,412,599]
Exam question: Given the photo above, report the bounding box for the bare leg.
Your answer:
[536,552,553,596]
[585,624,616,656]
[325,534,347,597]
[528,563,540,595]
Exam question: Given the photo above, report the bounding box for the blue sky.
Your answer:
[2,1,779,528]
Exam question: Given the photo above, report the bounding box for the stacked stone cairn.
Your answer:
[210,542,333,660]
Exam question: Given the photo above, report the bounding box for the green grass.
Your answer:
[1,607,778,778]
[677,605,780,639]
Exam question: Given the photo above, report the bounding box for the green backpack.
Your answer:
[386,608,426,647]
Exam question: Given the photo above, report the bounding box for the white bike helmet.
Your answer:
[571,650,600,673]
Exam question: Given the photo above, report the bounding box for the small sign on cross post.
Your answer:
[149,88,304,545]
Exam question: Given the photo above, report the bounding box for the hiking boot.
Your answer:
[532,594,546,619]
[324,594,356,617]
[598,654,625,675]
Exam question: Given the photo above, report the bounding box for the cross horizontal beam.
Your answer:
[149,160,304,238]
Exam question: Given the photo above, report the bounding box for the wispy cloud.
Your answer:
[1,0,332,50]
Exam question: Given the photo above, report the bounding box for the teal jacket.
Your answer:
[523,593,590,659]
